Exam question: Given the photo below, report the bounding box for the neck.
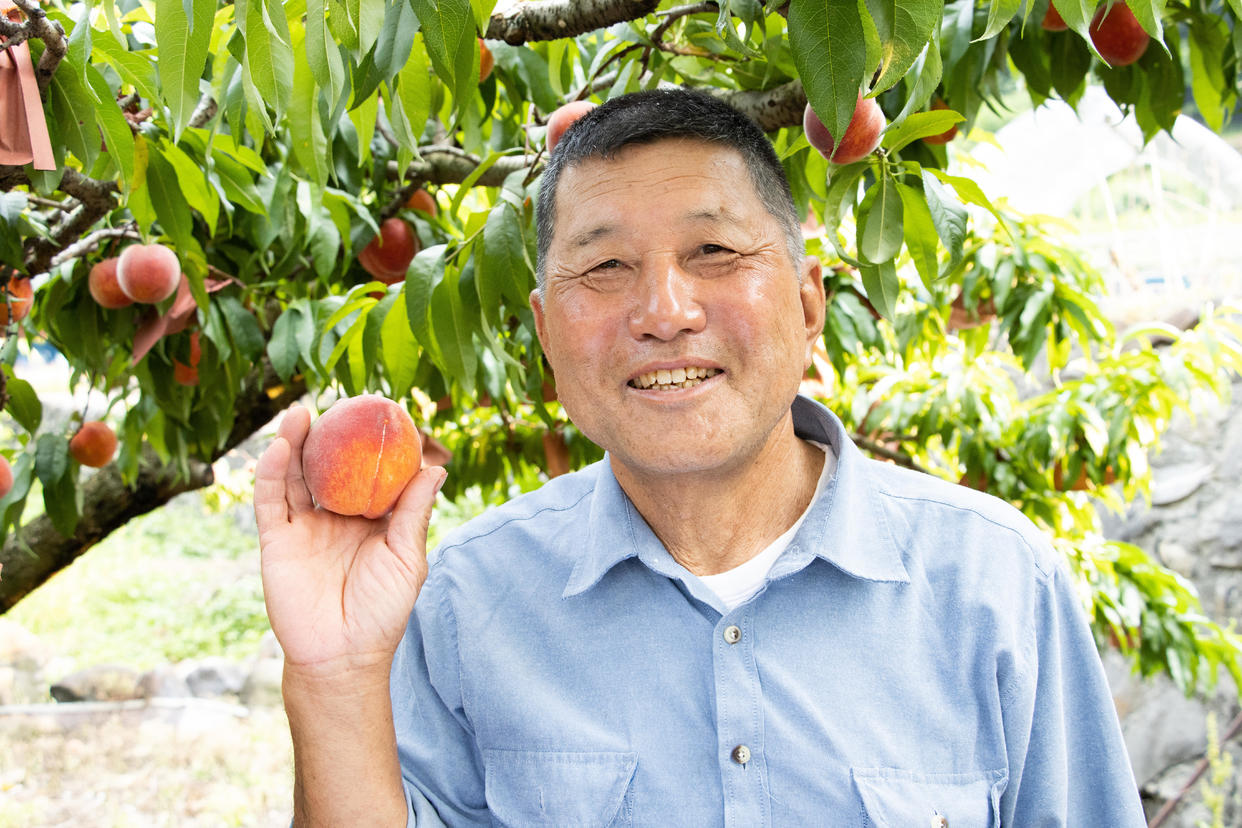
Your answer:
[612,416,824,576]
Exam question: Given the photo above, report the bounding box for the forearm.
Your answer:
[284,662,409,828]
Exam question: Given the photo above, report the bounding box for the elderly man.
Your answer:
[254,89,1146,826]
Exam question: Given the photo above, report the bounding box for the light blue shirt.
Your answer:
[391,396,1145,826]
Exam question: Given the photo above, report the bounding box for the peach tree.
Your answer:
[1,0,1241,697]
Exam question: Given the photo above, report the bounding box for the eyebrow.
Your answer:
[567,208,741,248]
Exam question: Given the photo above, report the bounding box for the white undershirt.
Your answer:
[696,441,836,611]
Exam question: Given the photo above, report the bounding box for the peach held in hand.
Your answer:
[301,395,422,519]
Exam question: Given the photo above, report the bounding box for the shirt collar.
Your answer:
[563,395,909,599]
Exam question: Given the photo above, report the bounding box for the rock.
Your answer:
[138,665,192,699]
[182,657,245,698]
[240,658,284,708]
[49,664,143,703]
[1151,462,1214,506]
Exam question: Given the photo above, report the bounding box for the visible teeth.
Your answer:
[630,367,720,390]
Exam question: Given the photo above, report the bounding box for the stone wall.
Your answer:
[1102,376,1242,826]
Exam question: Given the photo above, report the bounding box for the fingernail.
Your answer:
[433,468,448,495]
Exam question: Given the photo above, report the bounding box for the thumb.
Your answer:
[386,466,447,560]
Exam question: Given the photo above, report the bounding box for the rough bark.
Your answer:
[0,366,307,613]
[486,0,662,45]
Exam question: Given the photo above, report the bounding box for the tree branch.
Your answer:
[47,223,141,270]
[9,0,67,96]
[387,147,538,190]
[486,0,661,45]
[0,363,307,613]
[720,79,806,132]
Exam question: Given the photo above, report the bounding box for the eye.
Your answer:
[591,259,621,272]
[699,244,731,255]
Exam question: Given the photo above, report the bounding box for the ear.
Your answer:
[798,256,826,369]
[530,288,550,356]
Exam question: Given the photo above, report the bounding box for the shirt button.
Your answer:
[723,625,742,644]
[731,744,751,765]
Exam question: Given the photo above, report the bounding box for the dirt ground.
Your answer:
[0,702,294,827]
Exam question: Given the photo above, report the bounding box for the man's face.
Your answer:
[532,138,825,482]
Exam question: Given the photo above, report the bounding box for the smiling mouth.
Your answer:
[629,366,721,391]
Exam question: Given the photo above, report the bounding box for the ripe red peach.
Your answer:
[69,421,118,468]
[1042,3,1068,31]
[405,188,438,217]
[1090,2,1150,66]
[0,455,12,500]
[478,39,494,82]
[0,277,33,325]
[803,94,885,164]
[546,101,597,154]
[301,395,422,518]
[173,331,201,386]
[88,257,132,309]
[117,243,181,303]
[359,218,419,285]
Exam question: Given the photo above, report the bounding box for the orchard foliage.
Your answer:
[1,0,1241,693]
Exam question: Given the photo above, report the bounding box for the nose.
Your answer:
[627,256,706,341]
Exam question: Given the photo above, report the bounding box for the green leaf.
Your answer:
[155,0,214,139]
[86,33,160,105]
[895,181,939,290]
[2,371,41,434]
[268,304,312,382]
[921,170,966,272]
[1048,30,1093,101]
[237,0,295,122]
[863,0,943,94]
[145,147,196,259]
[411,0,476,118]
[858,174,904,264]
[306,0,346,105]
[405,245,445,352]
[882,109,963,153]
[35,433,69,488]
[161,140,218,230]
[979,0,1022,41]
[428,268,477,396]
[1123,0,1164,44]
[48,56,99,169]
[1187,18,1231,133]
[789,0,868,145]
[1049,0,1097,43]
[220,296,266,362]
[380,295,420,399]
[43,464,81,537]
[891,30,943,124]
[289,24,331,189]
[860,260,900,319]
[82,66,134,191]
[395,37,433,150]
[480,202,528,325]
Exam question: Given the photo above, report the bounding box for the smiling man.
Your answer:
[254,89,1146,826]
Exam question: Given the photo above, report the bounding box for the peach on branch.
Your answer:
[0,277,33,325]
[546,101,597,154]
[0,455,12,500]
[405,188,438,217]
[803,94,885,165]
[88,257,131,309]
[1042,3,1068,30]
[69,421,118,468]
[478,39,494,82]
[173,331,201,386]
[359,218,419,285]
[922,99,959,145]
[117,243,181,303]
[301,395,422,518]
[1090,2,1149,66]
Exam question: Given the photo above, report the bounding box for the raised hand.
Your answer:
[253,404,446,677]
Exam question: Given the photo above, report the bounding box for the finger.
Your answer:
[276,404,314,513]
[254,436,292,530]
[386,466,447,563]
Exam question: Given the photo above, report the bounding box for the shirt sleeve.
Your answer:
[389,567,490,826]
[998,556,1147,826]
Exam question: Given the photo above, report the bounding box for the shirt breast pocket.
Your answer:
[482,749,638,828]
[850,766,1008,828]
